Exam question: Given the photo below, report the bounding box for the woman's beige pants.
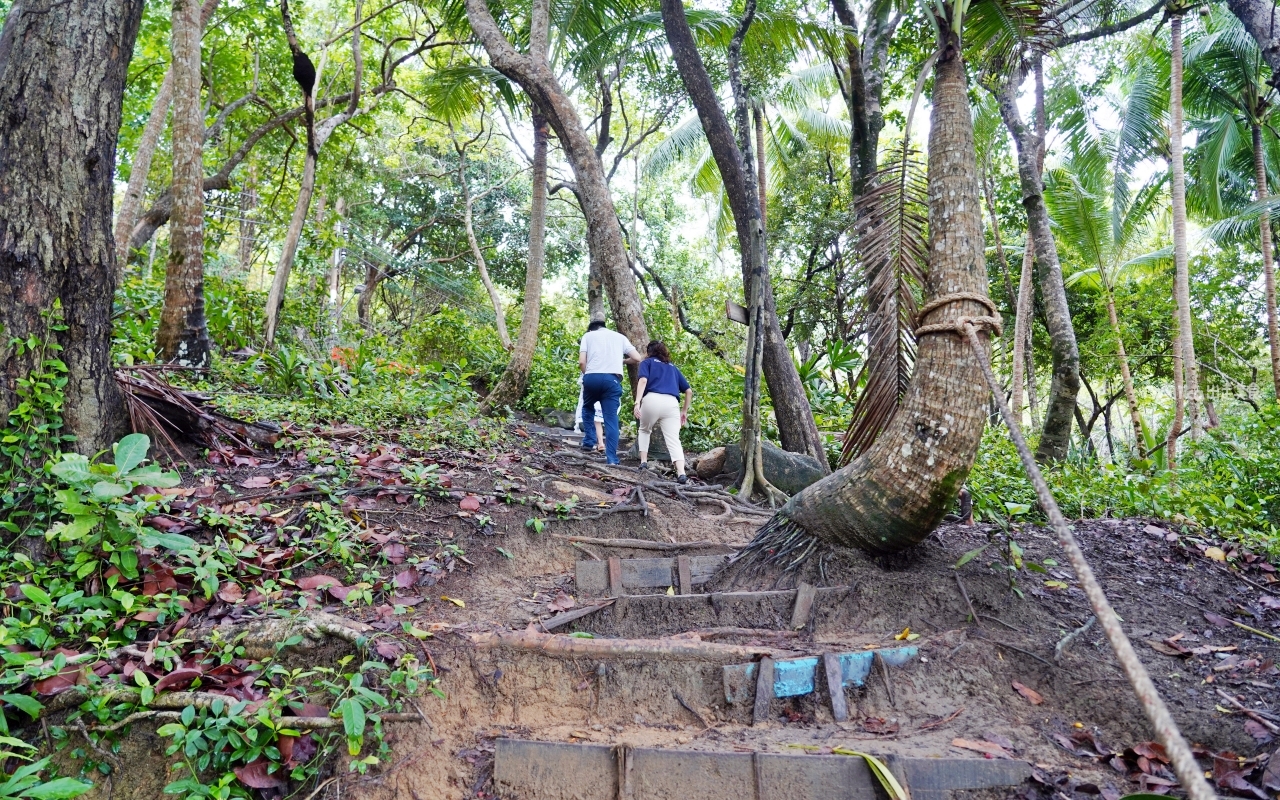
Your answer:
[638,393,684,466]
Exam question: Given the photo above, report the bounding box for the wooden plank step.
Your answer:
[722,645,919,704]
[493,739,1032,800]
[576,555,731,596]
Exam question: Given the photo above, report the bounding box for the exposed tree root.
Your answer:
[467,629,784,662]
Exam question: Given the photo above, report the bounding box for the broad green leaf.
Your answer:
[129,466,180,488]
[340,698,366,755]
[90,481,130,501]
[953,544,989,569]
[1,693,43,719]
[24,776,95,799]
[113,433,150,475]
[19,585,51,606]
[140,532,197,552]
[1008,540,1024,569]
[50,458,92,484]
[55,516,100,541]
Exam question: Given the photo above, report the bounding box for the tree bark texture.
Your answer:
[1169,15,1202,436]
[759,26,992,552]
[997,70,1080,462]
[1226,0,1280,88]
[1252,123,1280,400]
[1011,231,1036,422]
[1102,288,1144,447]
[660,0,828,472]
[113,0,220,272]
[0,0,143,452]
[465,0,648,351]
[156,0,212,368]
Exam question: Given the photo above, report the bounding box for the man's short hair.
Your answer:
[587,320,606,331]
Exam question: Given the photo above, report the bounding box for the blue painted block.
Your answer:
[722,646,918,704]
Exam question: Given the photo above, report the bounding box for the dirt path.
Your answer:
[70,421,1280,800]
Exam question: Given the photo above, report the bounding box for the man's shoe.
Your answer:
[676,474,689,485]
[637,462,650,471]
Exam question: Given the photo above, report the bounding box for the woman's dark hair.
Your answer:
[646,340,671,363]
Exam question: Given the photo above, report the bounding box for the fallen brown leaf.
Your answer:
[1012,680,1044,705]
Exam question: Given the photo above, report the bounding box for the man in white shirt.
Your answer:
[579,312,641,464]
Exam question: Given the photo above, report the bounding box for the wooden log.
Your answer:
[608,556,624,597]
[469,629,777,662]
[536,599,614,632]
[790,582,818,629]
[753,656,775,724]
[823,652,849,722]
[552,534,739,553]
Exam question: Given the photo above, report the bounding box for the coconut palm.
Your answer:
[1184,7,1280,400]
[1048,156,1168,452]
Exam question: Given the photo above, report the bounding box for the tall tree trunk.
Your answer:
[156,0,211,367]
[483,113,549,413]
[0,0,143,453]
[113,0,220,273]
[237,169,258,276]
[265,1,365,346]
[1012,238,1037,422]
[1252,122,1280,400]
[326,196,346,348]
[1167,317,1185,470]
[660,0,828,472]
[465,0,648,352]
[458,158,512,349]
[740,14,992,554]
[754,105,767,229]
[997,62,1080,462]
[1169,14,1202,436]
[482,0,550,414]
[358,261,379,328]
[1102,284,1144,447]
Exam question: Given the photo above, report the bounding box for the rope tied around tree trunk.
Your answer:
[940,319,1217,800]
[914,291,1004,338]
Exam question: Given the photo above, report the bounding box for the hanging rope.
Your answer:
[917,310,1217,800]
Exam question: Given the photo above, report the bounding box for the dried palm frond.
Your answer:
[840,145,928,466]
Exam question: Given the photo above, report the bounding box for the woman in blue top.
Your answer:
[631,340,693,484]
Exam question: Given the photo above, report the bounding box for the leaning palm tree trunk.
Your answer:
[1253,122,1280,399]
[736,18,993,559]
[1100,278,1144,447]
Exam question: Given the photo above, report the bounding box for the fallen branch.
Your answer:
[468,629,781,662]
[692,627,800,640]
[550,535,739,553]
[1215,689,1280,733]
[1055,616,1095,662]
[954,574,980,626]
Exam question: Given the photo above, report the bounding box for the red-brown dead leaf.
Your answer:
[233,757,288,790]
[239,476,272,489]
[383,543,407,564]
[1132,742,1170,763]
[133,610,161,622]
[374,640,405,659]
[548,592,575,612]
[1149,640,1190,657]
[393,569,418,589]
[328,585,353,602]
[154,667,203,692]
[277,733,296,765]
[459,496,482,511]
[33,669,80,695]
[1244,720,1274,743]
[217,582,244,604]
[951,738,1012,759]
[296,575,340,590]
[1204,611,1234,628]
[1012,681,1044,705]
